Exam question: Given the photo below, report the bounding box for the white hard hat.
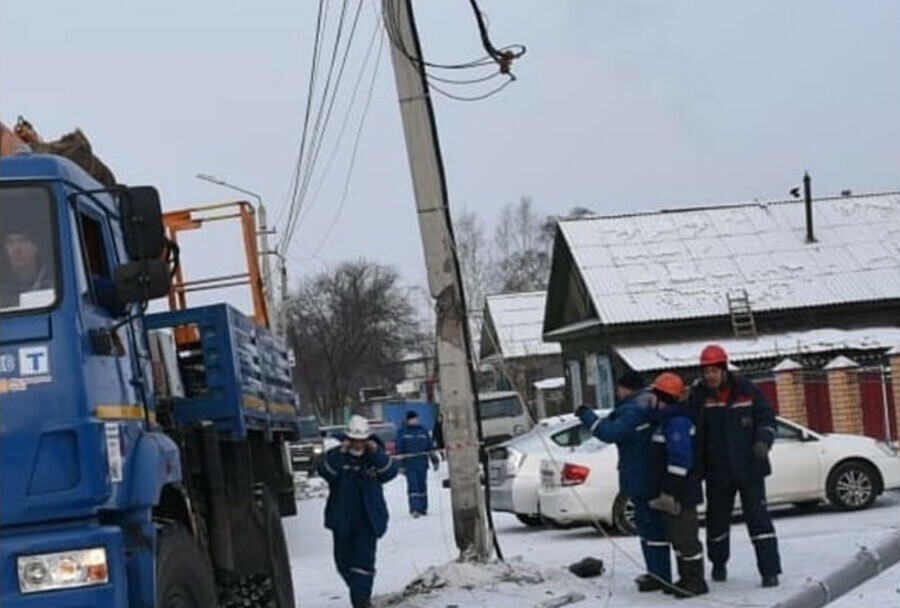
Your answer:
[346,415,371,440]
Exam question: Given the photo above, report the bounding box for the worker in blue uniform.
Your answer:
[647,372,708,598]
[319,415,399,608]
[395,410,439,517]
[688,344,781,588]
[576,372,671,592]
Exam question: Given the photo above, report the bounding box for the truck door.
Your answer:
[71,201,142,422]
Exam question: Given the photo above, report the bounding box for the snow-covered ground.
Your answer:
[285,464,900,608]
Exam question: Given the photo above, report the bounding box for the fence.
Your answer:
[748,358,898,443]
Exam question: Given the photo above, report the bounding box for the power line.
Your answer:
[306,19,382,216]
[283,0,352,250]
[428,76,513,102]
[302,25,385,262]
[279,0,328,232]
[289,0,367,237]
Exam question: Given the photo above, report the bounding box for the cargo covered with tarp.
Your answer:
[1,116,116,187]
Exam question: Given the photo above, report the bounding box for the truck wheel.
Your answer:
[264,488,296,608]
[218,489,295,608]
[612,493,637,536]
[156,523,218,608]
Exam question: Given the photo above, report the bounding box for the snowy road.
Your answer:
[286,465,900,608]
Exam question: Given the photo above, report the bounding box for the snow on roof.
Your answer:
[887,345,900,356]
[484,292,561,359]
[533,376,565,390]
[823,355,859,370]
[772,358,803,372]
[557,192,900,326]
[614,327,900,372]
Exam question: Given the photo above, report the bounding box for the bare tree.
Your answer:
[286,259,420,422]
[492,197,553,292]
[455,209,493,314]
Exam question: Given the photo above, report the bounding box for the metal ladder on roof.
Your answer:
[727,289,757,338]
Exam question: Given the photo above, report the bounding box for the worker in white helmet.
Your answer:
[318,415,399,608]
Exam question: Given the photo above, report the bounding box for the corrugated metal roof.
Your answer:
[558,192,900,326]
[484,292,562,360]
[614,327,900,372]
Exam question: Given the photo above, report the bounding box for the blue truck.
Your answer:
[0,153,298,607]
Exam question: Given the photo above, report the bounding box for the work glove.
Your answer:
[753,441,770,459]
[575,405,589,418]
[648,493,682,516]
[431,456,440,471]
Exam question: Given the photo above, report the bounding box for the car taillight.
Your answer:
[561,463,590,486]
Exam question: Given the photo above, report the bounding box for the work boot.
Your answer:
[762,574,779,588]
[667,559,708,598]
[668,578,709,599]
[634,574,666,592]
[711,563,727,582]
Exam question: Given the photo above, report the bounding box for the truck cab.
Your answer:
[1,153,298,607]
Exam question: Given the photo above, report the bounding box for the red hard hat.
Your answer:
[700,344,728,366]
[652,372,685,399]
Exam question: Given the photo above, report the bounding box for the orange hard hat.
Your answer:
[700,344,728,367]
[652,372,685,399]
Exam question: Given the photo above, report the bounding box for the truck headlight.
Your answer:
[18,547,108,593]
[313,445,324,455]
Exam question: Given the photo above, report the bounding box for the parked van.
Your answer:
[478,391,533,446]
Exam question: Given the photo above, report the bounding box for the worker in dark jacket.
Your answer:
[576,371,671,592]
[319,415,399,608]
[688,344,781,588]
[647,372,708,598]
[395,411,439,517]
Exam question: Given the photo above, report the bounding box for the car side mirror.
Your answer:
[801,430,817,442]
[120,186,165,260]
[115,259,170,304]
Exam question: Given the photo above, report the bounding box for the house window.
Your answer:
[593,354,614,411]
[567,359,583,407]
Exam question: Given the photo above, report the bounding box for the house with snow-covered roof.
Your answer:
[480,291,564,414]
[541,190,900,413]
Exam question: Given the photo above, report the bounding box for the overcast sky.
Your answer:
[3,1,898,315]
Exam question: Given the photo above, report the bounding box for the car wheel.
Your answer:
[515,514,543,527]
[827,461,878,511]
[612,493,637,536]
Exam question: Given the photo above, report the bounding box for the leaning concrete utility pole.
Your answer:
[772,529,900,608]
[383,0,490,560]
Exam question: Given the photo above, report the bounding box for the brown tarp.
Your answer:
[11,117,117,187]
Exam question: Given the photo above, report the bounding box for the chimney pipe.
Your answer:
[803,172,815,243]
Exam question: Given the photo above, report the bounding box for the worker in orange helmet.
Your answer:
[646,372,708,598]
[688,345,781,588]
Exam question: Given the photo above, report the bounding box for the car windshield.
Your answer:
[479,396,523,419]
[297,418,320,439]
[1,185,58,314]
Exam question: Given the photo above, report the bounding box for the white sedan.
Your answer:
[538,417,900,534]
[488,413,603,526]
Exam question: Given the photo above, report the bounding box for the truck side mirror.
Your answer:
[120,186,165,260]
[115,259,170,304]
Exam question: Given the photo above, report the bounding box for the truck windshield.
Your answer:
[479,396,524,419]
[1,185,58,314]
[297,418,320,439]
